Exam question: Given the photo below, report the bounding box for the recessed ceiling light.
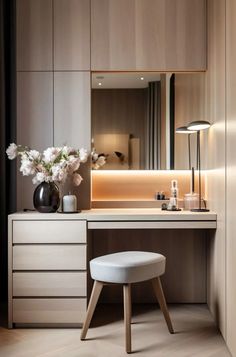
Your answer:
[98,82,102,86]
[140,77,144,80]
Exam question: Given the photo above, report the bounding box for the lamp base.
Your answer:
[190,208,210,212]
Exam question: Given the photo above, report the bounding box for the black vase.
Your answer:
[33,182,60,213]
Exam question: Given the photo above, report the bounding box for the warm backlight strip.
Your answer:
[92,170,206,201]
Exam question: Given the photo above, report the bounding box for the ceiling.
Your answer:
[92,72,161,89]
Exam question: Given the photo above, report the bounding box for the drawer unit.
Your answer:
[13,220,86,243]
[13,245,86,270]
[13,298,87,324]
[9,219,88,327]
[13,272,87,297]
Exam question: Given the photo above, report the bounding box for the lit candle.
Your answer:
[63,193,77,212]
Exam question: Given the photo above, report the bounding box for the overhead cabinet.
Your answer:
[91,0,206,71]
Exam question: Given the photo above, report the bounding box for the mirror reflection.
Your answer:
[91,72,205,170]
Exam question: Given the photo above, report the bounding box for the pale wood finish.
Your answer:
[91,229,207,303]
[17,72,53,210]
[175,73,206,170]
[88,221,216,230]
[205,0,226,339]
[13,220,86,244]
[16,0,52,70]
[80,280,103,340]
[91,0,206,71]
[13,245,86,270]
[54,0,90,70]
[12,298,87,324]
[123,284,132,353]
[0,305,230,356]
[152,277,174,334]
[8,219,13,328]
[13,272,87,297]
[226,0,236,355]
[54,71,91,210]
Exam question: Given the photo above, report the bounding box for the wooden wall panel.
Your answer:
[16,0,53,70]
[54,0,90,70]
[91,0,206,71]
[206,0,226,338]
[175,73,206,170]
[54,72,91,209]
[226,0,236,354]
[91,229,207,303]
[17,72,53,210]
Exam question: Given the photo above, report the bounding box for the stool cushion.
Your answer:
[90,251,166,284]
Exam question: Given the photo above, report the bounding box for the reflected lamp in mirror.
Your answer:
[175,126,197,170]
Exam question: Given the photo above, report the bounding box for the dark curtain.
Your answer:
[169,74,175,170]
[0,0,16,301]
[145,81,161,170]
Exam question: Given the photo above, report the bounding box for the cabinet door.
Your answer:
[91,0,206,71]
[54,72,91,209]
[54,0,90,70]
[17,72,53,210]
[16,0,53,70]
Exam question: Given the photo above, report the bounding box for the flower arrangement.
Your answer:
[91,148,107,170]
[6,143,88,186]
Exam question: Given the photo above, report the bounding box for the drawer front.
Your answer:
[13,220,86,243]
[13,298,86,323]
[13,245,86,270]
[13,272,87,297]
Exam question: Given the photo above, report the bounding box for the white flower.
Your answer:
[68,156,81,172]
[73,173,83,186]
[20,159,36,176]
[29,150,41,161]
[62,146,73,156]
[43,147,61,163]
[51,164,67,183]
[6,143,18,160]
[97,156,106,167]
[79,148,88,163]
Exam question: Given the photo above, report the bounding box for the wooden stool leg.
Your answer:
[80,280,103,340]
[123,284,132,353]
[152,277,174,334]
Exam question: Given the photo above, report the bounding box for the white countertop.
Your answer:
[9,208,217,222]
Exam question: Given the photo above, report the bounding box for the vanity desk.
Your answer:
[8,209,216,328]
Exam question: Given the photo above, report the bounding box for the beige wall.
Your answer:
[205,0,226,338]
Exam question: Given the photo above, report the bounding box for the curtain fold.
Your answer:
[145,81,161,170]
[0,0,16,301]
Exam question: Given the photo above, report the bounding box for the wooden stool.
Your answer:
[80,251,174,353]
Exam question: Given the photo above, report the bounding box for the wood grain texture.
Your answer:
[13,220,86,244]
[54,71,91,209]
[12,298,87,324]
[91,0,206,71]
[54,0,90,70]
[13,245,86,270]
[91,229,207,303]
[175,73,206,170]
[16,0,53,70]
[92,88,147,169]
[205,0,226,339]
[13,272,87,297]
[226,0,236,355]
[17,72,53,211]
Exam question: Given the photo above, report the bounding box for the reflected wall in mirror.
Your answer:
[91,72,205,170]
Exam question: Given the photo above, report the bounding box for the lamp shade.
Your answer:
[176,126,197,134]
[187,121,211,131]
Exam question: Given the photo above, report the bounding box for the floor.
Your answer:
[0,304,231,357]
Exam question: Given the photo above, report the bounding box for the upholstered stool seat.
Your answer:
[81,251,174,354]
[90,251,166,283]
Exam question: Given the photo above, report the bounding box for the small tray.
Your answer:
[57,210,81,214]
